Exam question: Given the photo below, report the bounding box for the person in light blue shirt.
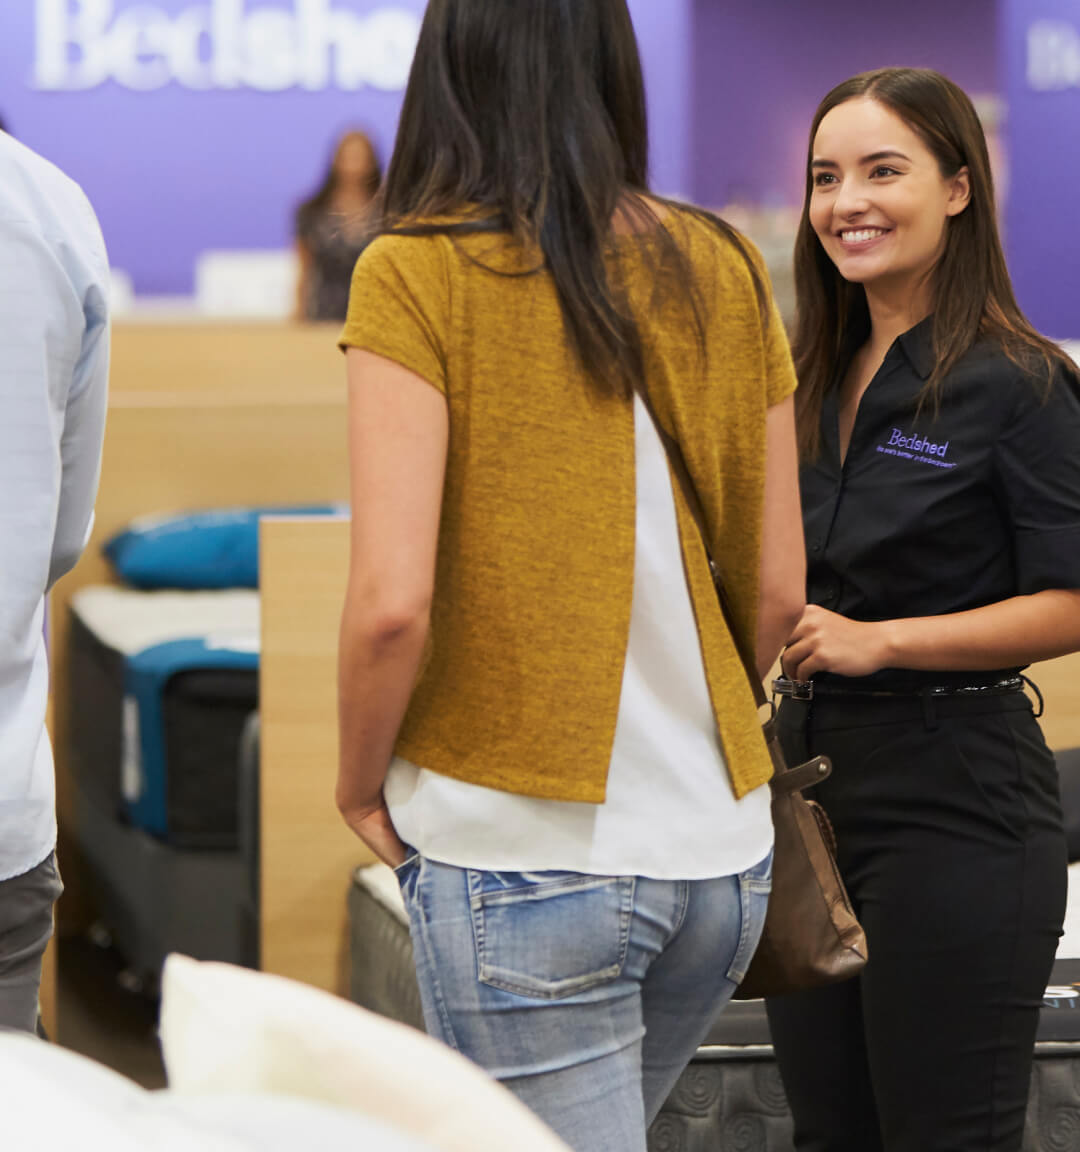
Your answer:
[0,129,109,1032]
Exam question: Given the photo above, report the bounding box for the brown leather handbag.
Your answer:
[728,675,868,1000]
[634,383,868,1000]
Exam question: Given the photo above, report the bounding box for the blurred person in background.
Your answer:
[768,67,1080,1152]
[294,129,382,322]
[334,1,804,1149]
[0,127,109,1033]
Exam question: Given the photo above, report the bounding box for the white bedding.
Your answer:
[70,585,259,656]
[354,863,410,927]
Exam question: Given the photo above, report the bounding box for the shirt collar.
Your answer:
[896,316,935,381]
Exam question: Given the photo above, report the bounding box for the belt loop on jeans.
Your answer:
[920,689,939,731]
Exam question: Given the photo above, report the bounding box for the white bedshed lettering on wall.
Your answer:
[33,0,421,92]
[1027,20,1080,92]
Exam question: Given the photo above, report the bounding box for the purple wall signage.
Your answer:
[32,0,420,92]
[1002,0,1080,339]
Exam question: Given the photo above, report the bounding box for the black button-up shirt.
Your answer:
[801,319,1080,684]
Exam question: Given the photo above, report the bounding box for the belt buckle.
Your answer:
[773,677,814,701]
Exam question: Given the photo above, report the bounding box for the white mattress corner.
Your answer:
[353,862,409,926]
[70,585,260,656]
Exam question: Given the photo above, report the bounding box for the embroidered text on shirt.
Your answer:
[876,428,958,469]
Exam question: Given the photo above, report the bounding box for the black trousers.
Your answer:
[766,690,1067,1152]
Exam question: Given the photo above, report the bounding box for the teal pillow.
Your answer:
[104,505,345,589]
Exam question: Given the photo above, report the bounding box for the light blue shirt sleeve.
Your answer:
[48,189,110,588]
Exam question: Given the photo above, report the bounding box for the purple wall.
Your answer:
[1001,0,1080,339]
[0,0,696,295]
[690,0,1001,210]
[627,0,694,198]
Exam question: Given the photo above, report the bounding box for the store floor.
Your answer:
[56,932,166,1089]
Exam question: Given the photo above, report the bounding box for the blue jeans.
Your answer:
[395,851,772,1152]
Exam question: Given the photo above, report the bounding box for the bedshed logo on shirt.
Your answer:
[877,428,957,469]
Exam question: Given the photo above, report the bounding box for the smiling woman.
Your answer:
[809,101,969,339]
[767,68,1080,1152]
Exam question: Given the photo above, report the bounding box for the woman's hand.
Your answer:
[782,605,892,681]
[338,793,409,869]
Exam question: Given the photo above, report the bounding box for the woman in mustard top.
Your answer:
[335,3,804,1149]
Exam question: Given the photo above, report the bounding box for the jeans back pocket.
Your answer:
[468,870,634,1000]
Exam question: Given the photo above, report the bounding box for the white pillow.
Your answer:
[0,1032,239,1152]
[147,1094,440,1151]
[0,1033,442,1152]
[160,954,572,1152]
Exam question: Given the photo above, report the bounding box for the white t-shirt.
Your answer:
[0,132,110,881]
[385,394,773,880]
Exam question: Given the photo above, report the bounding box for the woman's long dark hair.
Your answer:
[371,0,765,398]
[793,67,1071,460]
[297,130,382,233]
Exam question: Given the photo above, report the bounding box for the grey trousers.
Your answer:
[0,853,63,1033]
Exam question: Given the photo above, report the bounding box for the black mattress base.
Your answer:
[68,610,257,849]
[348,868,1080,1152]
[654,1045,1080,1152]
[69,770,255,982]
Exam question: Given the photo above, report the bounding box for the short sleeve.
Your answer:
[338,235,449,396]
[763,295,797,407]
[994,362,1080,592]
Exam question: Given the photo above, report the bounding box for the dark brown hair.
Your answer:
[296,129,382,233]
[793,67,1071,459]
[370,0,765,397]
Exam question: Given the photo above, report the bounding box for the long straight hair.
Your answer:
[297,130,382,233]
[793,67,1071,460]
[370,0,764,398]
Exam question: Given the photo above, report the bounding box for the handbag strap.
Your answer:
[630,382,768,711]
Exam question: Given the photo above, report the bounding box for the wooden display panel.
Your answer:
[259,516,374,995]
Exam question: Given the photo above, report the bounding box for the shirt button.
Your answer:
[810,543,822,554]
[820,581,839,605]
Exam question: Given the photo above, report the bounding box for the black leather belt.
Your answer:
[771,675,1027,703]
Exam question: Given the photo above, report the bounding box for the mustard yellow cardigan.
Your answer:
[340,214,796,802]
